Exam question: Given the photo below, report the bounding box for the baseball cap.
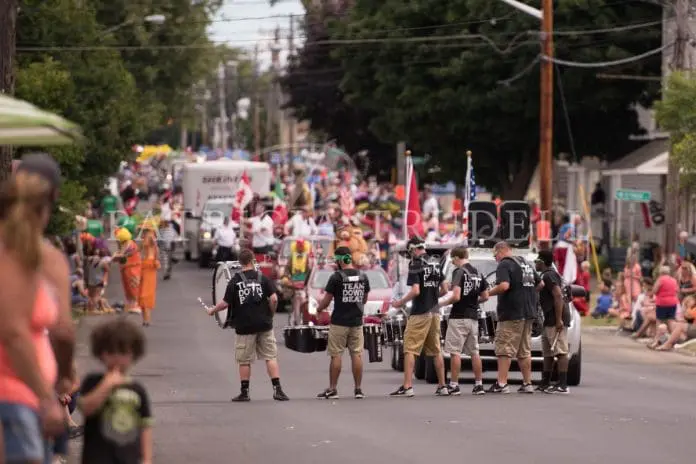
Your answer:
[536,250,554,266]
[15,153,62,191]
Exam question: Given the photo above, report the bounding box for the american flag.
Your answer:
[469,165,477,201]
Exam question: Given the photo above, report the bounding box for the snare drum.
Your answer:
[477,311,497,343]
[283,325,316,353]
[439,314,448,339]
[313,326,329,352]
[363,324,383,363]
[382,315,406,345]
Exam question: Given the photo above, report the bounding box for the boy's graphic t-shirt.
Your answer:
[80,372,153,464]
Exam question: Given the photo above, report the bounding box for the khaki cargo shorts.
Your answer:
[403,313,441,356]
[235,330,278,364]
[494,320,532,359]
[541,326,569,357]
[444,319,479,356]
[327,324,364,357]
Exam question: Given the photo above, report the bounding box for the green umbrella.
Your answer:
[0,94,83,146]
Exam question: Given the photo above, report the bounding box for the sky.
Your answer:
[209,0,305,70]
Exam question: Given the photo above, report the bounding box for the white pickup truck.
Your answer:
[181,160,271,265]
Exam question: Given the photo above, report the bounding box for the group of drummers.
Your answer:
[205,237,573,401]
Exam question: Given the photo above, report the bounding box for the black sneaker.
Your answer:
[435,385,450,396]
[317,388,338,399]
[545,384,569,395]
[487,382,510,394]
[448,384,461,396]
[471,384,485,395]
[273,386,289,401]
[232,390,250,402]
[535,383,550,392]
[354,388,365,399]
[517,383,535,394]
[389,385,414,397]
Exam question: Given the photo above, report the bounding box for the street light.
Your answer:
[101,14,166,36]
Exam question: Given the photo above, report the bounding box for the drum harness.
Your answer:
[222,263,263,329]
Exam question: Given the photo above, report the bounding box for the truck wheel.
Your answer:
[567,343,582,386]
[424,356,438,384]
[414,355,426,380]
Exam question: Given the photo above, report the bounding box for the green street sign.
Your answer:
[411,156,427,165]
[615,188,651,202]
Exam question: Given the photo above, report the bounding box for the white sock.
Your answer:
[475,380,482,386]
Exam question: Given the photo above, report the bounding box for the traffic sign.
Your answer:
[615,189,651,202]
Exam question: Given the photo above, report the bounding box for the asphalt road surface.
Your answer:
[73,262,696,464]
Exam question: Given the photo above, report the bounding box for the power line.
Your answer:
[544,41,671,68]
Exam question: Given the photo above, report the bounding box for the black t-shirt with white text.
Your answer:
[539,268,571,327]
[223,270,277,335]
[407,257,443,315]
[325,269,371,327]
[495,257,540,321]
[79,372,152,464]
[450,263,489,319]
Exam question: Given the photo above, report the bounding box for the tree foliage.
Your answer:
[655,71,696,187]
[284,0,663,196]
[280,1,394,178]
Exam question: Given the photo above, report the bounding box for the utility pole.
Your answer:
[539,0,554,227]
[0,0,18,180]
[268,27,282,152]
[217,62,228,152]
[664,0,690,255]
[288,14,296,169]
[253,44,261,159]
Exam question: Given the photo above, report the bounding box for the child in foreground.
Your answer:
[78,318,153,464]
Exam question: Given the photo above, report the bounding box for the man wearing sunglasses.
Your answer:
[315,247,370,400]
[391,237,449,397]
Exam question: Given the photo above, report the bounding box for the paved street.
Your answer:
[72,262,696,464]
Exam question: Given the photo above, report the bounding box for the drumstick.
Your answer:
[550,331,560,352]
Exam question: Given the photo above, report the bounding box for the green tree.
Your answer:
[280,1,394,178]
[90,0,223,131]
[655,71,696,187]
[318,0,663,197]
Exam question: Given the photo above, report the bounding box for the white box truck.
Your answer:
[181,160,271,263]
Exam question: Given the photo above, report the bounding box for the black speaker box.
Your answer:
[467,201,498,245]
[499,201,530,247]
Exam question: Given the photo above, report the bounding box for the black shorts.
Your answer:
[655,305,677,321]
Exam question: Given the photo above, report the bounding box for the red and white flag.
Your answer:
[231,172,253,222]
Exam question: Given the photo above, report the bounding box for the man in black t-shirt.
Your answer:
[535,250,571,394]
[315,246,370,399]
[390,237,449,397]
[487,241,541,394]
[207,249,289,402]
[437,247,489,395]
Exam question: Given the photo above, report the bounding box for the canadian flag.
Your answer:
[231,172,253,222]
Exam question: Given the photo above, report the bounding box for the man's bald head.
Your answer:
[493,241,512,261]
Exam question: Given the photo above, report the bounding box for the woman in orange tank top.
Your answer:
[0,158,70,463]
[138,224,160,326]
